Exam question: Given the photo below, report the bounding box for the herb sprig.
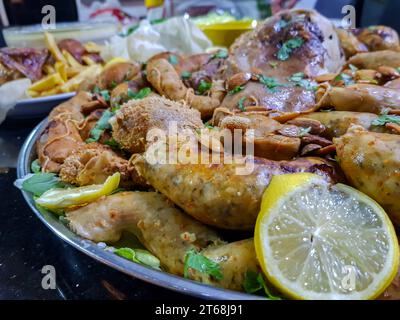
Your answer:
[277,37,304,61]
[184,249,223,280]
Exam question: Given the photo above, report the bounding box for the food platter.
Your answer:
[17,118,261,300]
[8,92,75,119]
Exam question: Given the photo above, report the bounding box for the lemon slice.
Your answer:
[255,173,399,300]
[36,173,120,210]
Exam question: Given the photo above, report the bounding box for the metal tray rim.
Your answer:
[17,118,263,300]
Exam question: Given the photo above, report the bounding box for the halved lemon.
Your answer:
[36,172,120,210]
[254,173,399,300]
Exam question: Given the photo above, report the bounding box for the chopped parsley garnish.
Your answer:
[31,159,41,174]
[212,49,228,59]
[21,173,65,197]
[288,72,317,91]
[298,126,312,136]
[104,138,120,149]
[197,80,212,94]
[92,86,110,101]
[243,271,282,300]
[334,73,355,86]
[168,55,179,65]
[277,37,304,61]
[257,74,287,91]
[205,123,215,129]
[372,113,400,126]
[183,249,223,280]
[127,87,152,100]
[181,71,192,80]
[269,61,278,69]
[86,110,114,143]
[228,85,244,95]
[238,97,247,111]
[110,80,118,89]
[349,64,358,72]
[276,19,288,30]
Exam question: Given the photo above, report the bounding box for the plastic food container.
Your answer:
[3,21,119,48]
[198,20,258,47]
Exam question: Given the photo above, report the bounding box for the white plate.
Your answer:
[7,92,75,119]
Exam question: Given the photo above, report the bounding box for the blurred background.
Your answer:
[0,0,398,43]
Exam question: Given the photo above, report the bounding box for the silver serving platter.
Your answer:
[17,118,261,300]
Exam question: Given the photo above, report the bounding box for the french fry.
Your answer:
[44,32,67,64]
[60,64,102,93]
[103,57,128,70]
[55,61,67,82]
[84,41,103,53]
[66,66,81,78]
[43,64,55,75]
[62,50,84,69]
[40,86,61,97]
[27,90,40,98]
[29,73,64,92]
[82,56,96,65]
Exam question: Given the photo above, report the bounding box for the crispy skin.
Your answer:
[299,111,389,138]
[146,58,225,119]
[134,150,341,230]
[66,192,222,274]
[66,191,259,291]
[335,28,368,59]
[111,96,203,154]
[225,9,344,78]
[347,50,400,70]
[335,126,400,225]
[59,142,146,188]
[317,84,400,114]
[356,26,400,51]
[48,91,91,122]
[97,62,140,90]
[37,119,84,173]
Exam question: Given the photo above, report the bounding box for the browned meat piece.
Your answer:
[225,9,344,79]
[384,77,400,89]
[146,58,225,119]
[111,96,204,154]
[48,91,91,122]
[0,62,22,85]
[58,39,86,64]
[97,62,140,90]
[134,145,341,230]
[219,80,316,115]
[335,28,368,58]
[0,47,48,81]
[316,83,400,114]
[79,109,106,141]
[36,119,84,173]
[356,26,400,51]
[59,142,146,188]
[347,50,400,70]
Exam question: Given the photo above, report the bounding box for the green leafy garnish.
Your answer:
[31,159,41,174]
[298,126,312,136]
[349,64,358,72]
[110,80,118,89]
[334,73,355,86]
[228,85,244,95]
[238,97,246,111]
[20,173,65,197]
[205,123,215,129]
[288,72,317,91]
[243,271,282,300]
[213,49,228,59]
[114,247,161,270]
[277,37,304,61]
[100,90,110,102]
[181,71,192,80]
[197,80,212,94]
[276,19,288,30]
[92,86,101,94]
[86,110,114,143]
[168,55,179,65]
[127,87,152,100]
[104,138,120,149]
[269,61,278,68]
[257,75,287,91]
[372,113,400,126]
[184,249,223,280]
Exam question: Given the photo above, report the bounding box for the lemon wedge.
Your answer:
[254,173,399,300]
[36,172,120,210]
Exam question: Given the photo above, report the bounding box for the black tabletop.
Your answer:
[0,117,191,300]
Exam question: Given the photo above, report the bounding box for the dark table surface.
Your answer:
[0,117,191,300]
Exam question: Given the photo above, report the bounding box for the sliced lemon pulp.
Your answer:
[36,172,120,210]
[255,173,399,300]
